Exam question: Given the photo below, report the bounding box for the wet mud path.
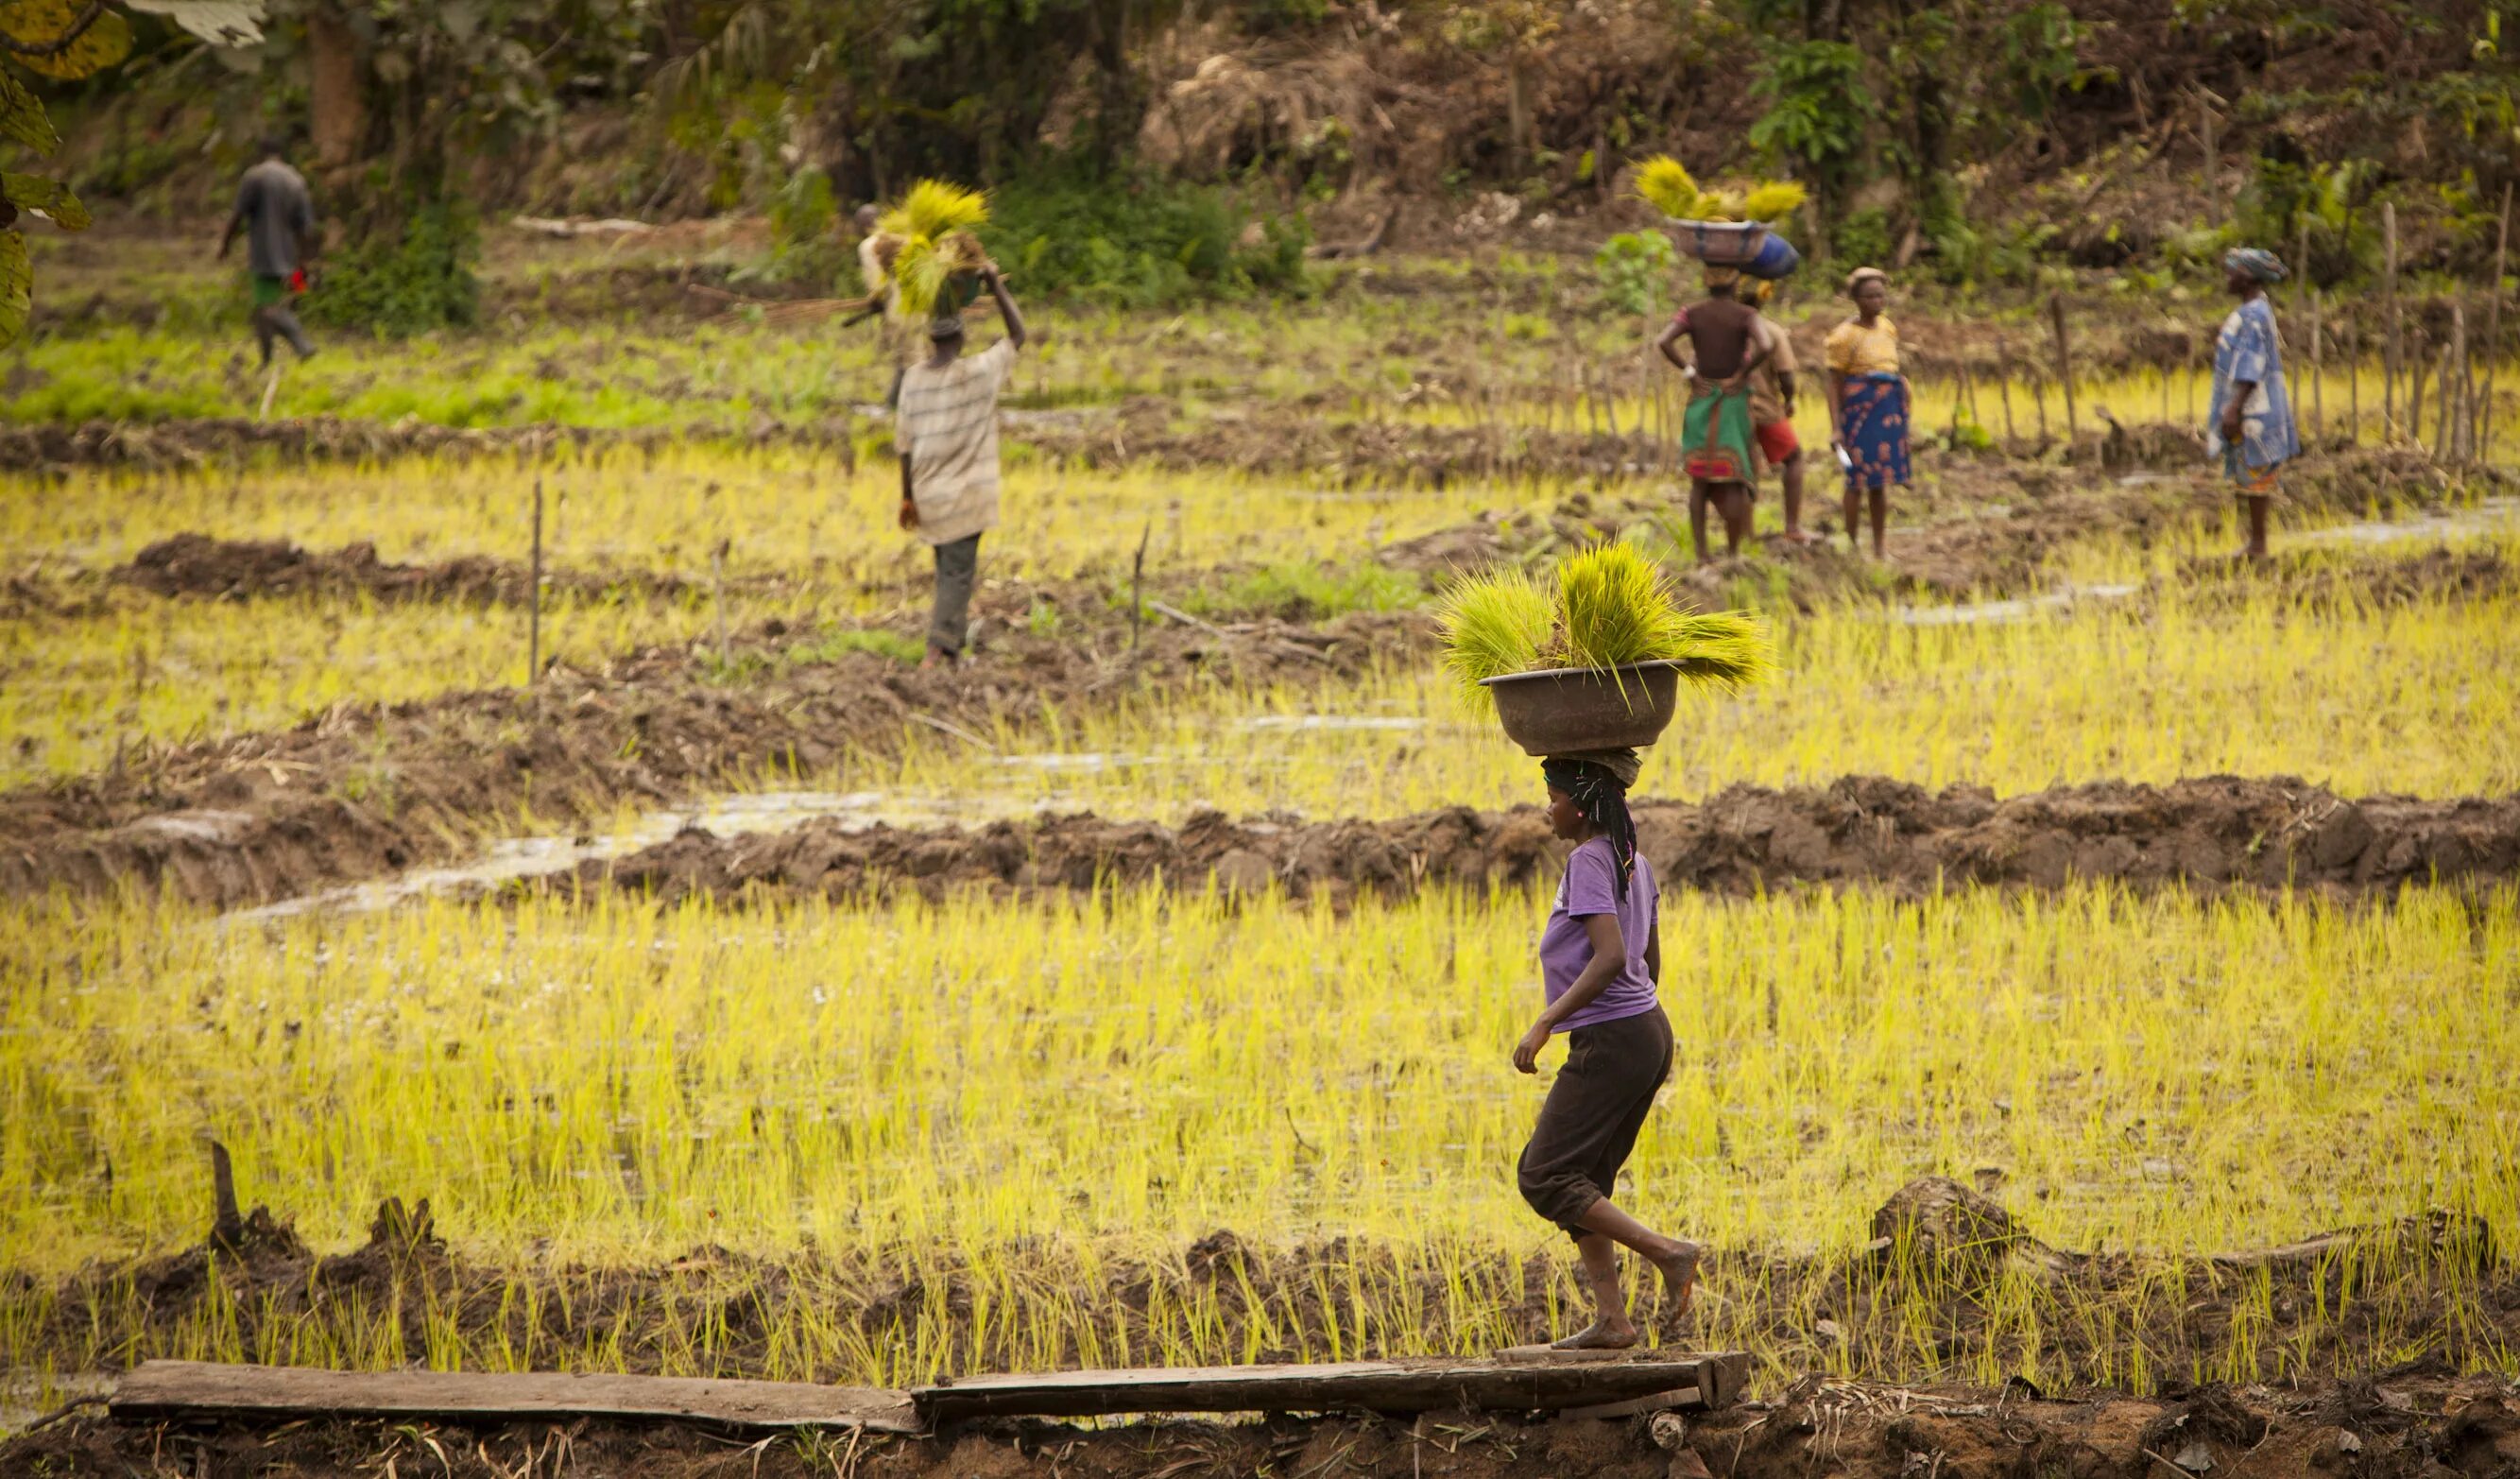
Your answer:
[573,776,2520,906]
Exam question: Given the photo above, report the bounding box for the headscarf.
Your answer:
[2225,248,2288,284]
[1542,755,1639,901]
[1844,266,1888,296]
[1703,263,1741,290]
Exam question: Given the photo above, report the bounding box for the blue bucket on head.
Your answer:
[1744,232,1802,280]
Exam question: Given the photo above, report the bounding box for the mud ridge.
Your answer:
[0,415,852,472]
[570,777,2520,906]
[115,532,708,608]
[1380,445,2489,608]
[12,1373,2520,1479]
[0,609,1431,910]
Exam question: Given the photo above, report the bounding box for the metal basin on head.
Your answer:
[1480,660,1683,756]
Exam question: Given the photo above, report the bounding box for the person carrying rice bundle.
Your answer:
[1824,267,1911,560]
[1513,748,1704,1348]
[896,264,1027,666]
[1654,263,1772,563]
[2208,248,2301,561]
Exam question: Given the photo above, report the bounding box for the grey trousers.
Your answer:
[928,534,981,655]
[252,303,315,365]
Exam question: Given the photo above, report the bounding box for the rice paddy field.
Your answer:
[6,223,2520,1477]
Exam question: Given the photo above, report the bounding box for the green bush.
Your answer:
[981,171,1311,308]
[763,165,849,290]
[307,199,480,336]
[1593,230,1676,316]
[1832,207,1895,267]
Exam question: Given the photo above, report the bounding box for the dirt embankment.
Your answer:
[114,532,711,608]
[12,1373,2520,1479]
[8,1182,2512,1477]
[572,777,2520,906]
[0,414,855,472]
[0,608,1431,910]
[1380,444,2484,608]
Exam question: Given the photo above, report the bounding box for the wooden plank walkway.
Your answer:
[914,1352,1748,1421]
[108,1363,923,1433]
[108,1350,1749,1432]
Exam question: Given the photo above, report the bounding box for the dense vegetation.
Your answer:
[9,0,2519,331]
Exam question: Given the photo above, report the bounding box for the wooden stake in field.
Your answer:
[256,363,282,422]
[2451,295,2472,464]
[2296,214,2318,443]
[2483,182,2511,463]
[527,475,543,687]
[2346,313,2361,442]
[2048,292,2081,455]
[2307,287,2324,444]
[1997,338,2019,446]
[2199,94,2221,225]
[2435,337,2455,462]
[711,538,730,667]
[2383,202,2402,439]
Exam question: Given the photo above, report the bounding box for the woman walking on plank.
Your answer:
[1515,753,1703,1349]
[1825,267,1911,559]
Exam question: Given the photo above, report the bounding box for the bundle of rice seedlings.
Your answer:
[1741,181,1809,224]
[877,180,991,318]
[895,231,990,318]
[1556,542,1768,687]
[1440,542,1770,713]
[877,180,988,242]
[1437,568,1554,707]
[1632,156,1702,219]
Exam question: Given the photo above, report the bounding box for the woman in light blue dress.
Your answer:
[2207,248,2301,560]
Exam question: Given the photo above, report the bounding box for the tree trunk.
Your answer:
[306,4,367,172]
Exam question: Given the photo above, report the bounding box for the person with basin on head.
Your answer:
[2208,248,2302,561]
[1824,267,1911,560]
[1654,262,1773,563]
[217,134,317,370]
[1512,748,1704,1349]
[895,264,1025,668]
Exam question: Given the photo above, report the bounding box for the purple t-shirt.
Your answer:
[1537,836,1660,1032]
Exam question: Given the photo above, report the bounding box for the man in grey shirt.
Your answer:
[217,136,317,367]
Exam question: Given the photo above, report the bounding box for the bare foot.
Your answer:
[1651,1241,1705,1316]
[1551,1319,1638,1350]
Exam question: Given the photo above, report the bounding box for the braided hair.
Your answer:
[1542,757,1638,900]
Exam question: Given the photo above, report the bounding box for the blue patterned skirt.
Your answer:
[1839,373,1911,490]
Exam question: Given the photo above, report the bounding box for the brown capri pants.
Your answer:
[1517,1006,1673,1240]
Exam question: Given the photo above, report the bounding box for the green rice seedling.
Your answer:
[1633,156,1701,218]
[1434,566,1551,706]
[879,180,991,318]
[1554,541,1768,687]
[1437,542,1770,714]
[1741,181,1810,223]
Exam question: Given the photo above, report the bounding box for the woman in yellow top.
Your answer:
[1823,267,1910,559]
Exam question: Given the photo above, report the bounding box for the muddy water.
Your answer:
[1893,583,2141,627]
[231,715,1435,917]
[0,1369,112,1436]
[2289,494,2518,545]
[228,789,978,920]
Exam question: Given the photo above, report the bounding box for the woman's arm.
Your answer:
[1826,370,1847,445]
[1654,318,1692,373]
[1515,913,1628,1073]
[1644,915,1661,984]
